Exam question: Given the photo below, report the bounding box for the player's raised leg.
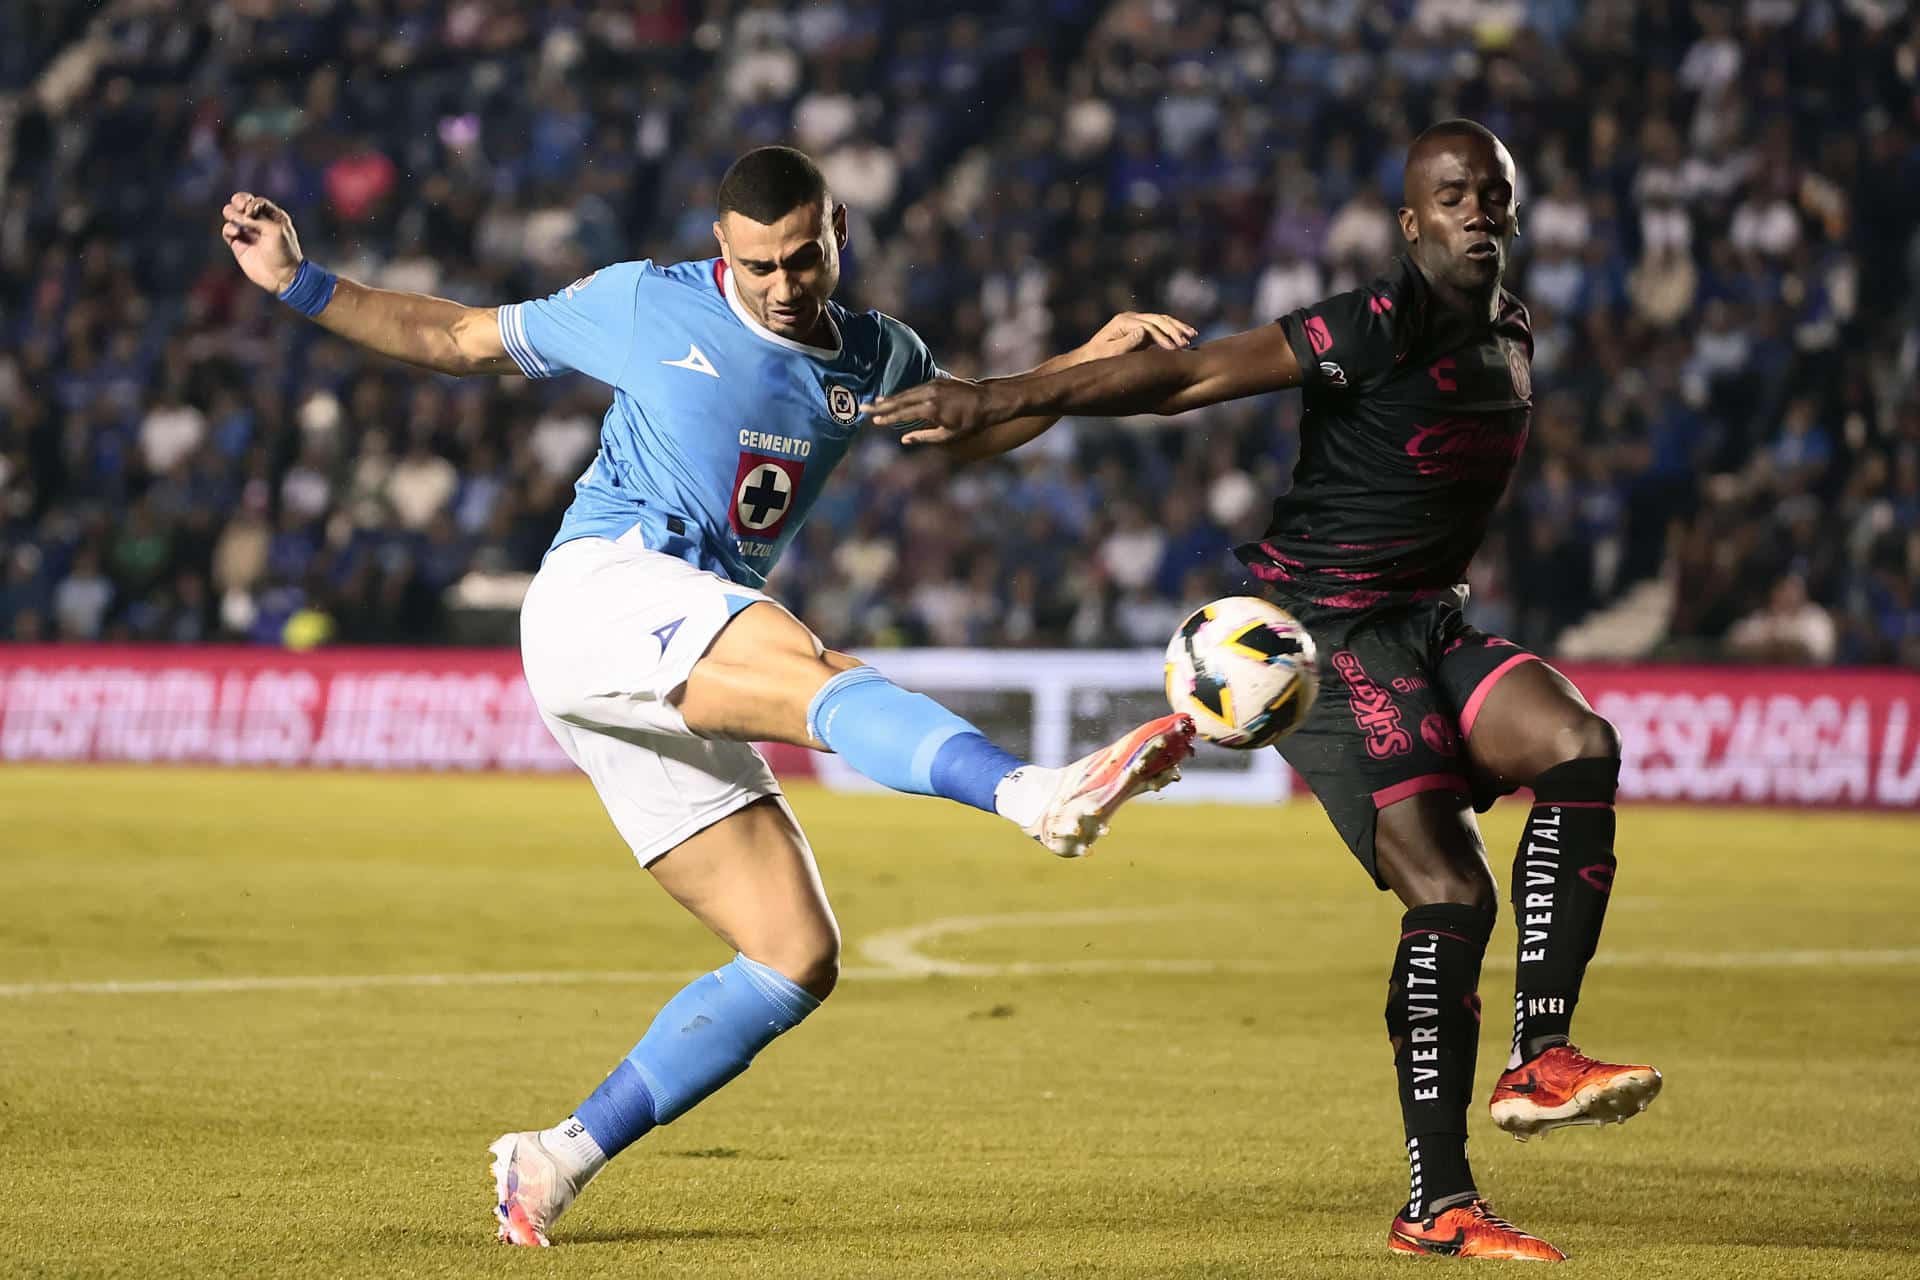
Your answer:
[1455,654,1662,1140]
[678,599,1194,858]
[492,798,835,1246]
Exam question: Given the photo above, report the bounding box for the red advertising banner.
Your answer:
[0,645,570,772]
[0,647,1916,809]
[0,644,827,779]
[1568,664,1920,810]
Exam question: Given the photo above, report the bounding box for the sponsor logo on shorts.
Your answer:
[1331,650,1413,759]
[1420,713,1460,757]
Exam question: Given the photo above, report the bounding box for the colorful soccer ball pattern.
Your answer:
[1164,596,1319,749]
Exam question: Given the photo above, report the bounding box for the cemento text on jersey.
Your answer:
[738,429,813,457]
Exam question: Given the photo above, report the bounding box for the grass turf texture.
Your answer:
[3,766,1917,1278]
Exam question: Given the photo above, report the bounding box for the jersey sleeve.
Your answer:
[873,312,943,394]
[870,313,946,430]
[496,260,655,385]
[1275,282,1401,391]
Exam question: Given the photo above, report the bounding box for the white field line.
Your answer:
[856,907,1205,977]
[5,909,1918,999]
[1596,948,1920,969]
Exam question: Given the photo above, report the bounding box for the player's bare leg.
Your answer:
[493,799,835,1246]
[1371,791,1566,1261]
[671,600,857,745]
[1463,659,1662,1141]
[1373,791,1496,912]
[677,602,1194,856]
[647,796,841,1000]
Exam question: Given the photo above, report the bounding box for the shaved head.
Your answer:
[1397,119,1519,312]
[1402,119,1513,208]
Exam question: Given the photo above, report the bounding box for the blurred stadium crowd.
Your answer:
[1,0,1916,664]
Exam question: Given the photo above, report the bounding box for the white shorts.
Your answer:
[519,530,790,865]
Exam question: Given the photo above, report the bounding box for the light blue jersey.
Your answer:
[496,257,937,588]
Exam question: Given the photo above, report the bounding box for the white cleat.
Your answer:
[1024,713,1196,858]
[490,1131,585,1247]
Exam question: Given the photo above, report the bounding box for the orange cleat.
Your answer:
[1490,1044,1662,1141]
[1389,1197,1567,1261]
[1022,713,1195,857]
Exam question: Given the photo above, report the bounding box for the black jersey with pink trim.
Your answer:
[1234,254,1533,610]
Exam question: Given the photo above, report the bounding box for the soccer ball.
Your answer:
[1164,596,1319,749]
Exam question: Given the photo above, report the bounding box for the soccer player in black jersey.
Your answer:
[870,120,1661,1262]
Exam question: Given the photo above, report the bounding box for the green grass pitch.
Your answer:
[4,766,1918,1277]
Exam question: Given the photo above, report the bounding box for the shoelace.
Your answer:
[1466,1200,1527,1235]
[1558,1045,1604,1072]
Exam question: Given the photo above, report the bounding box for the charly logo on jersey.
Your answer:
[663,343,719,378]
[729,451,805,542]
[824,383,859,425]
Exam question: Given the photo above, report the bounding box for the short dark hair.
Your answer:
[717,146,829,224]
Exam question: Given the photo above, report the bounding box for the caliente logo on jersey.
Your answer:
[730,451,805,539]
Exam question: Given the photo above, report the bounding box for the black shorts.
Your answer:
[1268,590,1541,888]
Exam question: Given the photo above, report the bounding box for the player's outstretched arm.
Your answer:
[221,192,518,377]
[933,311,1197,464]
[867,323,1303,448]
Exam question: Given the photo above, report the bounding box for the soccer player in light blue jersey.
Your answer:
[221,146,1196,1246]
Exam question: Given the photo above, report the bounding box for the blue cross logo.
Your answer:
[736,463,793,531]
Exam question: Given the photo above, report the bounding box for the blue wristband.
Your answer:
[277,260,338,317]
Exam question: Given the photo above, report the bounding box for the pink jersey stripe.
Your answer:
[1459,653,1542,739]
[1372,772,1470,810]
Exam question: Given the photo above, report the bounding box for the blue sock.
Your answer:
[573,954,819,1159]
[806,665,1027,814]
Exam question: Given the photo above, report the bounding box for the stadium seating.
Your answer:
[1,0,1914,665]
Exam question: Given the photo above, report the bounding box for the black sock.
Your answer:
[1509,757,1619,1067]
[1387,902,1493,1219]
